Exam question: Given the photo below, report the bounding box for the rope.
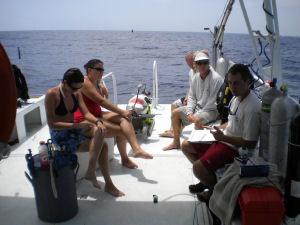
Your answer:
[263,2,274,18]
[263,2,274,36]
[262,42,271,67]
[288,141,300,148]
[215,0,230,28]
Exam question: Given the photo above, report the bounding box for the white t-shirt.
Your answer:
[188,69,196,87]
[186,67,223,115]
[223,90,261,149]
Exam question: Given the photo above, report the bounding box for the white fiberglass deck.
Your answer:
[0,104,212,225]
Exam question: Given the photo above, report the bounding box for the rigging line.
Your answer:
[262,2,274,35]
[263,2,274,18]
[262,42,271,67]
[215,0,230,27]
[266,25,273,35]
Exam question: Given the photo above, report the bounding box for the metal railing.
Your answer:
[152,60,158,108]
[102,72,118,105]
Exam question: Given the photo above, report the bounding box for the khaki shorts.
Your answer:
[177,106,218,127]
[172,97,185,108]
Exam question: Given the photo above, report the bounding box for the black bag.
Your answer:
[216,74,233,124]
[12,64,29,100]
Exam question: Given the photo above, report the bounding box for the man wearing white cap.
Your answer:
[159,50,202,138]
[163,51,223,150]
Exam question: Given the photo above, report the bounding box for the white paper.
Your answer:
[188,129,216,143]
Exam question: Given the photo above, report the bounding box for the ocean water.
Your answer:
[0,30,299,103]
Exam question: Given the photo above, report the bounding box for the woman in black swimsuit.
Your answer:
[45,68,124,197]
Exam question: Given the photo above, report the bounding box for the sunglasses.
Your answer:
[68,83,82,91]
[91,67,104,72]
[195,60,209,66]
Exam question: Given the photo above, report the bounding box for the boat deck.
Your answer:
[0,104,212,225]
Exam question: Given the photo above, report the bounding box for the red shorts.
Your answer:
[190,142,238,173]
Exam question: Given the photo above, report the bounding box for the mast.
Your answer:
[211,0,235,69]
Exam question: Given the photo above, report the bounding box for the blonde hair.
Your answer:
[193,49,209,59]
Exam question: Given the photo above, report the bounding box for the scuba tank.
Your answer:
[285,109,300,217]
[268,85,298,175]
[259,78,282,160]
[126,94,149,115]
[215,56,229,78]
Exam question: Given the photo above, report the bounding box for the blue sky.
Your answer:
[0,0,299,37]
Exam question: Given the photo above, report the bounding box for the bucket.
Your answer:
[25,165,78,222]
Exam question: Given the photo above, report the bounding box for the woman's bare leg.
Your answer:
[102,112,153,159]
[98,142,125,196]
[80,122,105,189]
[103,119,138,169]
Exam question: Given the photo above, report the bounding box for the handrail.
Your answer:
[152,60,158,108]
[102,72,118,105]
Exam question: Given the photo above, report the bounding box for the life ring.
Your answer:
[0,43,17,144]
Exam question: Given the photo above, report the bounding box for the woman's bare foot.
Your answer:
[84,173,101,189]
[132,149,153,159]
[122,158,138,169]
[159,130,174,138]
[105,183,125,197]
[162,142,180,151]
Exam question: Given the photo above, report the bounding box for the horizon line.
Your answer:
[0,29,299,38]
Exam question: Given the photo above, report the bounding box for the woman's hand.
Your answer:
[99,84,108,99]
[121,110,132,121]
[96,121,107,136]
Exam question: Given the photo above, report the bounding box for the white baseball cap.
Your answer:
[194,52,209,62]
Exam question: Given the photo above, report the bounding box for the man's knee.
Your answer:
[172,108,183,123]
[194,116,203,129]
[182,140,191,153]
[171,108,179,117]
[193,160,210,178]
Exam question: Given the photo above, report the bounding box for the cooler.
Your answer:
[238,187,285,225]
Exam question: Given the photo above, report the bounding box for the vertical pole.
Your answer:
[263,0,275,81]
[271,0,282,86]
[152,60,158,108]
[239,0,264,76]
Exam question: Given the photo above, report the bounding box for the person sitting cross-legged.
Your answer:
[159,50,202,138]
[181,64,260,202]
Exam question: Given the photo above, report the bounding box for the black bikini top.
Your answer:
[55,88,79,116]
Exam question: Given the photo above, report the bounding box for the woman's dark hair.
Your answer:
[228,64,254,89]
[84,59,103,73]
[62,68,84,85]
